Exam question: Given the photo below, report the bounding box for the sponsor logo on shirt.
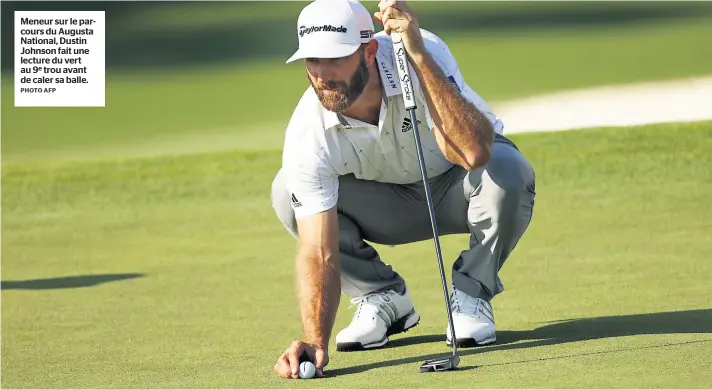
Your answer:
[381,61,397,90]
[401,117,421,132]
[291,193,302,207]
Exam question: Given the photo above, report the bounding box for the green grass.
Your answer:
[3,2,712,386]
[3,121,711,388]
[3,3,712,162]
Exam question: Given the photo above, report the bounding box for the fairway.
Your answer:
[2,122,711,388]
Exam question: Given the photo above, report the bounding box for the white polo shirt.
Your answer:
[282,28,504,219]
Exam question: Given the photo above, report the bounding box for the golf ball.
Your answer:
[299,361,316,379]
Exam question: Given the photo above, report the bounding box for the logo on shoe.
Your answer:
[291,193,302,207]
[299,25,347,37]
[401,117,421,132]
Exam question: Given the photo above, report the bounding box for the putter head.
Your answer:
[420,355,460,373]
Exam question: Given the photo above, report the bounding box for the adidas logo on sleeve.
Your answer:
[291,193,302,207]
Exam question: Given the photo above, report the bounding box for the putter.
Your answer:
[391,32,460,373]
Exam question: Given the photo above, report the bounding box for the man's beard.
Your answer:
[309,55,369,113]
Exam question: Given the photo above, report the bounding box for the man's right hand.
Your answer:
[274,340,328,379]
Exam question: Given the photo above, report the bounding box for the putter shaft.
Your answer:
[392,31,459,369]
[407,108,458,358]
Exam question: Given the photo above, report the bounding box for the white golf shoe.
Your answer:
[335,286,420,351]
[446,285,496,347]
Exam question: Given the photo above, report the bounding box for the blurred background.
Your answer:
[2,2,711,388]
[2,1,712,162]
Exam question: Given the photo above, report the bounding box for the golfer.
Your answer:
[272,0,536,379]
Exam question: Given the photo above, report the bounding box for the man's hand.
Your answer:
[376,1,494,170]
[373,0,426,58]
[273,207,339,379]
[274,340,328,379]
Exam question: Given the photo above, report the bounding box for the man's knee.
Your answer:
[271,168,298,239]
[489,144,535,196]
[467,143,536,219]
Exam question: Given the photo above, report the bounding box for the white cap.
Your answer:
[285,0,376,63]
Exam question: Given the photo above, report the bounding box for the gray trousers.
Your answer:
[271,134,536,302]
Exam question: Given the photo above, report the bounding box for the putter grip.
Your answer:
[391,32,417,110]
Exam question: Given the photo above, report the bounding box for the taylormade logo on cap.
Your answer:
[299,25,348,37]
[285,0,376,63]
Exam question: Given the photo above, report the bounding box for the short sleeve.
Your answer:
[283,151,339,220]
[420,30,504,134]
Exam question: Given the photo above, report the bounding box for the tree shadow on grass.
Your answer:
[1,273,144,290]
[327,309,712,376]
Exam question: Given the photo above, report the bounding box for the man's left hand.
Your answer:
[373,0,426,58]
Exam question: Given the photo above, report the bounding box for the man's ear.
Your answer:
[364,40,379,63]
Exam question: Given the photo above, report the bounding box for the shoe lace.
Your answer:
[349,291,393,319]
[451,284,493,320]
[450,285,461,312]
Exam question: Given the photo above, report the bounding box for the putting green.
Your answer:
[2,121,711,388]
